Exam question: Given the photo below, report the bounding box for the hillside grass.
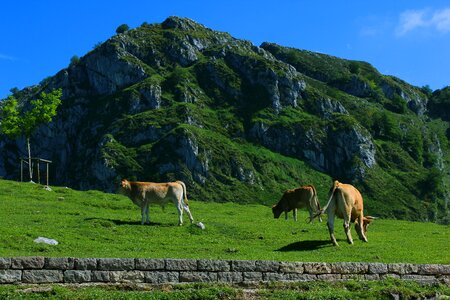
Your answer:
[0,278,449,299]
[0,180,448,264]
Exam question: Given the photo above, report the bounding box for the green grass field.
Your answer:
[0,180,448,264]
[0,278,449,299]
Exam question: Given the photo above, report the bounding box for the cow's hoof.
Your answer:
[347,240,354,245]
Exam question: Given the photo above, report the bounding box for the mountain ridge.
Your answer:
[0,16,448,222]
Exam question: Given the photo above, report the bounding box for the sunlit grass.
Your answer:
[0,279,448,299]
[0,180,448,263]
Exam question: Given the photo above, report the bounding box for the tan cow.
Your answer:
[120,179,194,226]
[321,180,375,246]
[272,185,322,223]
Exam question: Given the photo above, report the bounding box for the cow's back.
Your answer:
[334,183,364,220]
[339,184,363,209]
[144,182,183,205]
[283,186,313,209]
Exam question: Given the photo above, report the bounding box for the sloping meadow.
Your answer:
[0,180,448,264]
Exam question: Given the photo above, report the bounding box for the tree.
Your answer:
[420,85,433,98]
[116,24,130,34]
[70,55,80,66]
[0,89,62,182]
[9,87,19,95]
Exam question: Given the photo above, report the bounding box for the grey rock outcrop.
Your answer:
[314,97,348,119]
[381,79,428,115]
[339,75,374,98]
[223,48,305,111]
[84,42,147,95]
[249,117,375,180]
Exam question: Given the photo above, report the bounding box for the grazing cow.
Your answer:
[120,179,194,226]
[272,185,322,223]
[321,180,375,246]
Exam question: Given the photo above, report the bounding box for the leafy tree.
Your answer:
[116,24,130,34]
[70,55,80,66]
[93,42,102,50]
[428,86,450,121]
[402,126,423,165]
[373,111,401,140]
[384,94,407,113]
[0,89,62,182]
[9,87,19,95]
[420,85,433,97]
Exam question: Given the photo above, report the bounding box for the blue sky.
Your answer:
[1,0,449,100]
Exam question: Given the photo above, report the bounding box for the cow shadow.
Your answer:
[84,217,165,227]
[276,240,332,252]
[111,219,164,226]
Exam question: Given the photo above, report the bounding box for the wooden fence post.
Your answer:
[46,162,49,187]
[37,160,41,184]
[20,159,23,182]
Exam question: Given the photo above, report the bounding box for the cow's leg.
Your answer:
[140,205,146,225]
[356,215,368,242]
[182,203,194,223]
[284,211,288,220]
[145,202,150,224]
[307,207,314,223]
[343,210,353,244]
[327,213,338,246]
[343,221,353,244]
[177,203,184,226]
[293,209,298,222]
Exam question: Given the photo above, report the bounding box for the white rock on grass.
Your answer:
[34,237,58,245]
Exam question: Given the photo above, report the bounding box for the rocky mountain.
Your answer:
[1,17,448,221]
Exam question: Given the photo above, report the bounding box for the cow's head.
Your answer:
[356,216,375,236]
[121,179,131,190]
[362,216,375,232]
[272,204,283,219]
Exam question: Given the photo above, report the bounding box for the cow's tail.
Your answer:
[311,185,321,211]
[311,181,339,221]
[309,185,322,222]
[178,181,189,206]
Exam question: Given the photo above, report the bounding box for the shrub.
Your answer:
[420,85,433,97]
[116,23,130,34]
[70,55,80,66]
[9,87,19,95]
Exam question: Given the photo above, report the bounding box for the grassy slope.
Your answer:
[0,180,448,264]
[0,279,449,299]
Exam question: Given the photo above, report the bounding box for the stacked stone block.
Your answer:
[0,257,448,285]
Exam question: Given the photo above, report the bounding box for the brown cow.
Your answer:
[120,179,194,226]
[321,180,375,246]
[272,185,322,223]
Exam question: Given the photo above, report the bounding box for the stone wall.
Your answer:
[0,257,449,285]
